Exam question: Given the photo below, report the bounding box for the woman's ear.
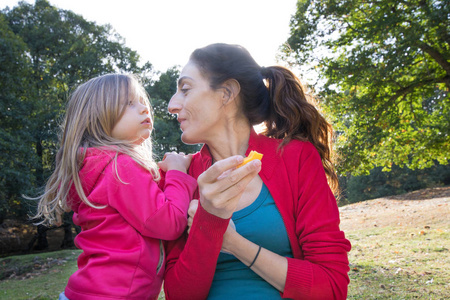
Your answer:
[221,79,241,105]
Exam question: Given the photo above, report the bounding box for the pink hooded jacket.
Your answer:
[65,148,197,300]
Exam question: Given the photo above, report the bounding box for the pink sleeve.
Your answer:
[282,144,351,300]
[163,204,229,299]
[108,156,197,240]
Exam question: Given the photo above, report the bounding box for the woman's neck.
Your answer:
[206,121,252,163]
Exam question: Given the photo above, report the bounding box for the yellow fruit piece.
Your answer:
[237,151,263,168]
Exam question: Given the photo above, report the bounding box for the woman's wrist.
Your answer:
[199,199,234,219]
[221,227,247,256]
[193,203,229,238]
[248,245,262,268]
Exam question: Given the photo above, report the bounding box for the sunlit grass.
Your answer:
[0,250,80,300]
[347,226,450,299]
[0,249,166,300]
[1,226,448,299]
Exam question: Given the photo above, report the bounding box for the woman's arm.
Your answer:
[222,228,288,291]
[164,204,228,300]
[164,156,262,299]
[218,143,351,300]
[282,144,351,300]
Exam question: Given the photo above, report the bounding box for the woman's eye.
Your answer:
[128,100,134,106]
[180,83,191,94]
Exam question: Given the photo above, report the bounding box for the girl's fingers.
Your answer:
[188,199,199,218]
[187,200,198,235]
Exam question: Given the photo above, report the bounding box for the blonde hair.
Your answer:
[33,73,159,225]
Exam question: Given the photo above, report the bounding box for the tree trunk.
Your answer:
[35,137,44,187]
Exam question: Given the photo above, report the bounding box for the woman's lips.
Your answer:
[177,118,186,130]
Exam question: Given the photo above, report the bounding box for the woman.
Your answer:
[163,43,351,299]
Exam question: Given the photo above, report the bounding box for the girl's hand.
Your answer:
[158,152,193,173]
[198,155,261,219]
[187,199,198,234]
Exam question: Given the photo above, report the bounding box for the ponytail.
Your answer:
[261,66,339,195]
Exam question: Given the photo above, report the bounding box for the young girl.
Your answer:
[33,74,197,300]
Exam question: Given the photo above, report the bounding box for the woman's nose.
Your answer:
[168,94,181,114]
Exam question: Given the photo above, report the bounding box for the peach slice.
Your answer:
[237,151,263,168]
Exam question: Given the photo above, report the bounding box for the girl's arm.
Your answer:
[108,155,197,240]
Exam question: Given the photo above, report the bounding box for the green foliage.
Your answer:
[284,0,450,175]
[341,163,450,204]
[148,67,201,158]
[0,13,36,221]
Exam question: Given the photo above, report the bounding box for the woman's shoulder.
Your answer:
[283,138,318,154]
[255,134,317,157]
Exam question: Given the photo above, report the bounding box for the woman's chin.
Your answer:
[181,133,200,145]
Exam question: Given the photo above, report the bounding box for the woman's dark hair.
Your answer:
[190,43,339,195]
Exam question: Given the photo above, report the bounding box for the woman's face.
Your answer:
[168,61,225,144]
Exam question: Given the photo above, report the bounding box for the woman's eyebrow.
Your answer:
[177,76,192,87]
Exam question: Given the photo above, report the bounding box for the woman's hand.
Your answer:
[197,155,261,219]
[187,198,237,254]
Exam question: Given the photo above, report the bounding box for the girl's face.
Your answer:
[111,96,152,145]
[168,61,225,144]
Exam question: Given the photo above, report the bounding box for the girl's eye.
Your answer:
[128,100,134,106]
[181,88,189,94]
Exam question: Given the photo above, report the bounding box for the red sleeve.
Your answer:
[282,143,351,299]
[108,155,197,240]
[163,204,229,300]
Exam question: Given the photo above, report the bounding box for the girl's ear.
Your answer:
[221,79,241,105]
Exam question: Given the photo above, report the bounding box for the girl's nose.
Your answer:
[140,103,149,114]
[168,94,181,114]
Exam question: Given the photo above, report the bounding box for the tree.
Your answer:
[148,67,201,158]
[1,0,154,220]
[283,0,449,175]
[341,163,450,204]
[0,13,34,222]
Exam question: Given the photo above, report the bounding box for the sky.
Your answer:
[2,0,298,73]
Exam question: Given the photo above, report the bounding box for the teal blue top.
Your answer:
[207,184,293,299]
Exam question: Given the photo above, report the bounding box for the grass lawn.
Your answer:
[0,249,80,300]
[1,197,448,299]
[0,249,165,300]
[347,226,449,299]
